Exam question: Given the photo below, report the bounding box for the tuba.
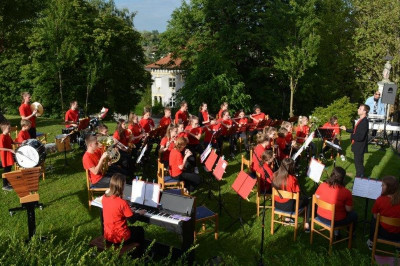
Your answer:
[30,102,44,117]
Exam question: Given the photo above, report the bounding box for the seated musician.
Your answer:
[0,122,15,191]
[97,124,109,136]
[159,124,178,165]
[321,116,345,161]
[175,101,189,126]
[198,102,210,126]
[256,150,274,193]
[251,132,270,174]
[203,118,220,148]
[295,116,316,158]
[177,122,187,138]
[102,173,146,248]
[249,105,267,140]
[19,92,37,138]
[16,119,31,144]
[217,110,235,157]
[185,116,203,174]
[139,110,155,134]
[272,158,311,230]
[113,119,133,173]
[217,102,228,120]
[65,100,79,128]
[367,176,400,249]
[264,126,278,150]
[281,121,293,143]
[169,137,201,192]
[159,107,172,127]
[234,109,249,151]
[82,135,110,188]
[276,128,293,161]
[315,167,357,236]
[127,113,145,148]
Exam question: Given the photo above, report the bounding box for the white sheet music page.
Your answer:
[352,178,382,200]
[143,183,160,208]
[304,132,315,147]
[307,159,324,183]
[292,146,304,161]
[201,144,212,163]
[367,180,382,200]
[131,180,146,204]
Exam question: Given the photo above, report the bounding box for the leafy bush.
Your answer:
[311,96,357,128]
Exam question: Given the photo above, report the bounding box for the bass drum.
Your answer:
[15,139,46,168]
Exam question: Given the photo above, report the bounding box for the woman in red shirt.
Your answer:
[272,158,311,229]
[159,124,178,165]
[169,137,201,192]
[0,122,15,191]
[256,150,274,193]
[102,173,146,247]
[251,132,269,174]
[367,176,400,248]
[296,116,316,158]
[315,167,357,231]
[198,102,210,126]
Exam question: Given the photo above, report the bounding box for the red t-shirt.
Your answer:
[185,125,202,145]
[0,134,14,167]
[276,136,288,161]
[252,112,266,123]
[128,123,142,144]
[160,136,175,162]
[139,118,155,133]
[372,195,400,233]
[217,119,232,136]
[19,103,36,128]
[274,175,300,203]
[113,130,129,147]
[175,110,188,125]
[315,182,353,221]
[102,195,133,243]
[169,148,183,177]
[285,132,293,143]
[218,109,224,119]
[65,109,79,128]
[258,163,273,192]
[322,122,340,139]
[251,144,266,173]
[82,148,103,184]
[204,124,220,143]
[201,111,209,124]
[16,130,30,143]
[159,116,172,127]
[296,125,309,144]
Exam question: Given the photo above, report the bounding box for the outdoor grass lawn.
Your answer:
[1,114,399,265]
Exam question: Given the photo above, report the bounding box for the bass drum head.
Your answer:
[15,139,46,168]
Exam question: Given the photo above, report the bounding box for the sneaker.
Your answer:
[284,218,295,225]
[340,155,346,161]
[366,239,373,250]
[194,167,199,174]
[2,185,12,191]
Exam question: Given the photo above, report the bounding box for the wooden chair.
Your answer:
[36,132,47,144]
[86,170,107,210]
[10,126,18,139]
[255,172,272,217]
[310,195,353,255]
[271,188,307,241]
[371,214,400,264]
[194,205,219,241]
[157,159,184,191]
[241,154,251,172]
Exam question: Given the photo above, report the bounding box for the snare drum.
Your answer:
[15,139,46,168]
[55,134,71,152]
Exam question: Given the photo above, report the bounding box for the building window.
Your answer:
[158,96,162,105]
[169,93,176,107]
[169,78,176,88]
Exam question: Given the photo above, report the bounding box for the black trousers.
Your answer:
[369,217,400,242]
[317,210,358,232]
[2,166,12,187]
[173,172,201,192]
[28,127,37,139]
[275,195,311,223]
[353,150,365,177]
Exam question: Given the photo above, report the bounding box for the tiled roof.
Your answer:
[145,53,182,69]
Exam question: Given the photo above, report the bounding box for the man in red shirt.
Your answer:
[82,135,110,188]
[65,100,79,128]
[174,101,189,126]
[159,107,172,127]
[19,92,37,138]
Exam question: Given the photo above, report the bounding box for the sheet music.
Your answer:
[352,177,382,200]
[143,183,160,208]
[131,180,146,204]
[201,144,212,163]
[292,146,304,161]
[91,196,103,208]
[325,140,342,151]
[136,144,148,164]
[307,159,324,183]
[304,132,315,147]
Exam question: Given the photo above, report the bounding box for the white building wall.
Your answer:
[150,69,184,107]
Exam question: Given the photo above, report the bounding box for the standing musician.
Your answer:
[276,128,294,161]
[159,107,172,127]
[16,119,31,143]
[321,116,345,161]
[249,104,267,140]
[234,109,249,151]
[340,104,369,177]
[251,132,270,174]
[159,124,178,165]
[175,101,189,126]
[82,135,111,188]
[295,116,316,158]
[169,137,201,193]
[139,109,155,134]
[19,92,37,138]
[217,102,228,120]
[113,119,133,173]
[65,100,79,128]
[217,110,235,157]
[198,102,210,126]
[127,113,145,156]
[203,118,220,148]
[365,90,385,116]
[185,116,203,174]
[0,122,15,191]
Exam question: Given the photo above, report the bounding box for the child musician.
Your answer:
[217,110,235,157]
[113,119,132,173]
[102,173,146,248]
[198,102,210,126]
[321,116,345,161]
[367,176,400,249]
[256,150,274,193]
[281,121,293,144]
[251,132,270,174]
[0,122,14,191]
[97,124,109,136]
[139,110,155,134]
[159,124,178,165]
[65,100,79,128]
[203,118,220,148]
[169,137,201,192]
[185,116,203,174]
[175,101,189,126]
[218,102,228,119]
[234,109,248,151]
[19,92,37,138]
[276,127,292,161]
[16,119,31,143]
[249,104,267,140]
[159,107,172,127]
[127,113,145,149]
[296,116,316,158]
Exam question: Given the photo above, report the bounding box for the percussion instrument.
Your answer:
[62,127,77,143]
[30,102,44,117]
[55,134,71,152]
[15,139,46,168]
[44,143,57,154]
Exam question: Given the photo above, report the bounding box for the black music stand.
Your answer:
[324,140,342,167]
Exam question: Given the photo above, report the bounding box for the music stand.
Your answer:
[2,167,43,240]
[228,171,257,235]
[325,140,342,167]
[213,157,229,215]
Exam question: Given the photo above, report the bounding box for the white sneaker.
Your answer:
[366,239,373,250]
[194,167,199,174]
[340,155,346,161]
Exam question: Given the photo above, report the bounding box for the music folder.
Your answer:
[232,171,257,200]
[204,150,218,172]
[131,180,160,208]
[213,157,228,181]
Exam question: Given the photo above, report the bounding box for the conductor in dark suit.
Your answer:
[340,104,370,177]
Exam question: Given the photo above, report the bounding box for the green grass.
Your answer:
[1,115,399,265]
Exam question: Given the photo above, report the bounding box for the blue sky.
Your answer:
[114,0,183,32]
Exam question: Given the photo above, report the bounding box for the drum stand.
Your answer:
[9,201,43,240]
[63,138,68,166]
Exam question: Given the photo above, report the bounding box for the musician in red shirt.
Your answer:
[159,107,172,127]
[102,173,146,247]
[127,113,145,146]
[185,116,203,173]
[113,119,133,173]
[65,100,79,128]
[276,128,294,161]
[217,110,235,157]
[15,119,31,143]
[203,118,220,147]
[177,122,187,138]
[139,111,155,133]
[295,116,316,158]
[174,101,189,125]
[234,109,248,151]
[198,102,210,125]
[169,137,201,192]
[272,158,311,230]
[159,124,178,165]
[367,176,400,249]
[281,121,293,143]
[256,150,274,193]
[249,105,267,141]
[82,135,110,188]
[217,102,228,120]
[315,167,357,231]
[251,132,269,174]
[113,119,130,149]
[19,92,37,138]
[321,116,345,160]
[0,122,15,191]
